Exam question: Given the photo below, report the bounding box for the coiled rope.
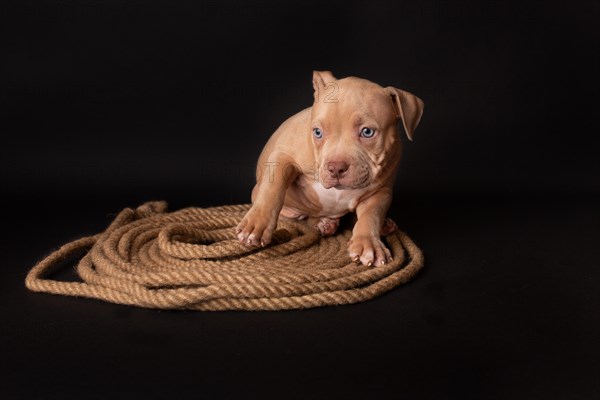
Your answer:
[25,201,424,311]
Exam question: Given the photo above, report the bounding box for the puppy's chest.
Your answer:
[310,183,372,217]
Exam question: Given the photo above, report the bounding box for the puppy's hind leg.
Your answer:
[311,217,340,237]
[380,218,398,236]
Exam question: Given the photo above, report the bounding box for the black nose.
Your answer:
[327,161,349,178]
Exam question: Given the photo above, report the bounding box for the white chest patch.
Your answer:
[311,182,374,217]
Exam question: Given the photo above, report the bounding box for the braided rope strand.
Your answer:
[25,202,424,311]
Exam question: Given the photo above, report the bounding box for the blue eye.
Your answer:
[313,128,323,138]
[360,127,375,138]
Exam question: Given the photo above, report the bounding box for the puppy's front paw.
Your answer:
[348,234,393,267]
[235,205,278,247]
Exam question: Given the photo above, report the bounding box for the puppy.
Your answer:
[236,71,424,266]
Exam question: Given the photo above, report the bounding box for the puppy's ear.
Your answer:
[312,71,337,101]
[386,87,424,141]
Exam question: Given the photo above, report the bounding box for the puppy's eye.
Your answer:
[313,128,323,139]
[360,127,375,138]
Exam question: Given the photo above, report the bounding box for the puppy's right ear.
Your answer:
[312,71,337,102]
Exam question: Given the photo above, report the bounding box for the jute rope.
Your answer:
[25,201,424,311]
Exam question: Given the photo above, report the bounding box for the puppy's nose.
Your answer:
[327,161,349,178]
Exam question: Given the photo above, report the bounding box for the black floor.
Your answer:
[1,191,598,399]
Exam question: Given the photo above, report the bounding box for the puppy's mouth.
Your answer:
[321,177,368,190]
[321,179,342,189]
[319,160,372,190]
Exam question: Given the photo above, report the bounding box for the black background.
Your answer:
[1,0,599,399]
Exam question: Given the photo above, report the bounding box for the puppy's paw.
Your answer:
[348,234,393,267]
[314,217,340,237]
[235,205,278,247]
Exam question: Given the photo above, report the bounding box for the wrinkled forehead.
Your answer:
[312,81,396,127]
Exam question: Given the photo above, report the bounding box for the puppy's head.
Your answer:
[310,71,424,189]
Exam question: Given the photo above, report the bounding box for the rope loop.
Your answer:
[25,202,424,311]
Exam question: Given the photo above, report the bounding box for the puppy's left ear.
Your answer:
[312,71,337,102]
[312,70,337,91]
[386,87,424,141]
